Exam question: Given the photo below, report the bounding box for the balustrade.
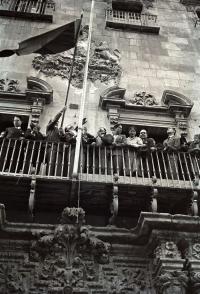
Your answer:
[0,138,199,190]
[105,9,158,26]
[0,0,55,15]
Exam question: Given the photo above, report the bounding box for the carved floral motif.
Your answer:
[155,270,188,294]
[30,207,110,293]
[0,264,25,293]
[0,78,20,92]
[32,26,122,88]
[127,91,158,106]
[154,241,181,260]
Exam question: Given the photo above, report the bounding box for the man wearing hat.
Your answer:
[112,124,127,175]
[163,127,180,180]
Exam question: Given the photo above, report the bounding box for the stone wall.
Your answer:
[0,0,200,139]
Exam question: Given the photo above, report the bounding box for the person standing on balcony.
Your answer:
[45,107,66,176]
[63,124,77,177]
[112,124,127,176]
[0,115,25,173]
[81,126,95,173]
[24,121,44,174]
[189,134,200,181]
[126,126,143,176]
[163,127,180,180]
[139,129,156,177]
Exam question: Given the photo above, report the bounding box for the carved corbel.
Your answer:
[29,175,36,220]
[188,190,199,216]
[153,240,187,293]
[109,174,119,225]
[107,106,120,128]
[0,203,6,228]
[150,187,158,213]
[30,98,43,125]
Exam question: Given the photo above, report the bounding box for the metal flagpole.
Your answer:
[72,0,95,177]
[60,12,83,128]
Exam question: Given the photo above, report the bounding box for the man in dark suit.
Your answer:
[0,115,25,173]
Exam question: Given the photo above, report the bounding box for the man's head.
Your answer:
[113,124,123,135]
[194,134,200,143]
[139,129,147,139]
[13,115,22,128]
[167,127,176,136]
[98,127,106,138]
[129,126,136,138]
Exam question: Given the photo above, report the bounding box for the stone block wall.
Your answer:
[0,0,200,139]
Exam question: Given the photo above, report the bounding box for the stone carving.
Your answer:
[155,270,188,294]
[190,271,200,294]
[186,243,200,260]
[0,78,20,92]
[127,91,158,106]
[0,264,25,293]
[30,207,110,293]
[154,241,181,260]
[104,268,150,293]
[32,26,122,88]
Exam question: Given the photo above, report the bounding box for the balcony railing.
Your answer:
[105,9,160,34]
[0,0,54,22]
[0,138,199,190]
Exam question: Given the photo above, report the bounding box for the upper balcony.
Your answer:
[0,0,55,22]
[105,9,160,34]
[0,138,199,226]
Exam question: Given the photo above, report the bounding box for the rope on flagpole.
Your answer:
[60,12,83,128]
[72,0,95,179]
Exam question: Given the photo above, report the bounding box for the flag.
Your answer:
[0,19,81,57]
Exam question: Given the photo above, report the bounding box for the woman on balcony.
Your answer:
[112,124,127,176]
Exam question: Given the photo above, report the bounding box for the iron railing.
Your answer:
[105,9,158,26]
[0,138,199,189]
[0,0,55,15]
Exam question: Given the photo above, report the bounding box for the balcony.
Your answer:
[105,9,160,34]
[0,0,55,22]
[0,138,199,224]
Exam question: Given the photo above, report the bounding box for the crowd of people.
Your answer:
[0,106,199,180]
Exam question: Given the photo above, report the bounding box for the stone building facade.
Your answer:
[0,0,200,293]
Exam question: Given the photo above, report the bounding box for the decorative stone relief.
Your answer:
[190,271,200,294]
[127,91,158,106]
[0,264,25,293]
[0,78,20,92]
[32,26,122,88]
[30,207,110,293]
[154,241,181,260]
[154,270,188,294]
[30,99,43,125]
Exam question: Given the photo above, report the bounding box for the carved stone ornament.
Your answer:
[185,243,200,260]
[127,91,158,106]
[32,26,122,88]
[0,78,20,92]
[190,271,200,294]
[154,241,182,261]
[154,270,188,294]
[0,264,25,293]
[104,268,150,294]
[30,207,110,293]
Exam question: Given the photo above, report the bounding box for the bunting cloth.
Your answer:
[0,19,81,57]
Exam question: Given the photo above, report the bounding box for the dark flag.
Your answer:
[0,19,81,57]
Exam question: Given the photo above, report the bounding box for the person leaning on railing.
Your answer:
[112,124,127,176]
[189,134,200,180]
[63,124,77,177]
[81,126,95,174]
[126,126,144,176]
[45,106,66,176]
[0,115,25,173]
[163,127,180,180]
[24,121,44,174]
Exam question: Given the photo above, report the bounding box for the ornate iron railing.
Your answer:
[0,139,199,190]
[0,0,55,16]
[105,9,158,26]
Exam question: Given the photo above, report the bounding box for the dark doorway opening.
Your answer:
[122,125,168,144]
[0,114,29,133]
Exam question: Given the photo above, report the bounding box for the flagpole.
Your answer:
[72,0,95,178]
[60,13,83,127]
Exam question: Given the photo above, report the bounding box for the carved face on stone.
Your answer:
[13,116,22,128]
